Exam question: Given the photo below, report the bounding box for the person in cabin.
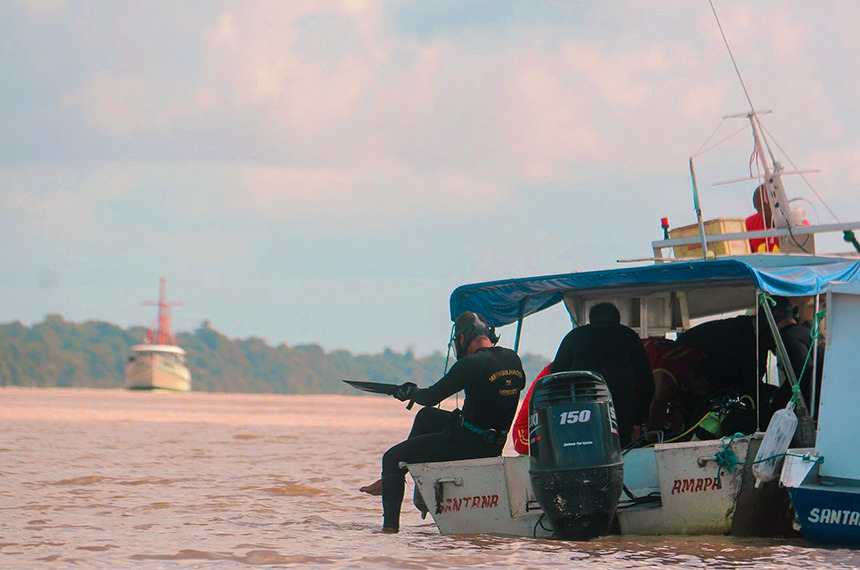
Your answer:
[511,362,553,455]
[359,311,525,533]
[675,314,774,398]
[549,303,654,446]
[764,296,825,422]
[746,184,781,253]
[645,344,715,434]
[511,336,673,455]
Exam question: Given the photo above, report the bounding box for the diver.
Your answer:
[549,303,654,446]
[763,296,825,422]
[359,311,525,533]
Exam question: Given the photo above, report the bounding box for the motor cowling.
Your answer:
[529,371,624,539]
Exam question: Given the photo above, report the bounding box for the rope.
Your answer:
[789,307,825,407]
[444,323,457,409]
[711,432,825,488]
[758,121,842,224]
[713,433,742,487]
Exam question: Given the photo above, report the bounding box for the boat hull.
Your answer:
[408,456,554,538]
[782,451,860,546]
[788,485,860,545]
[124,350,192,392]
[408,434,793,538]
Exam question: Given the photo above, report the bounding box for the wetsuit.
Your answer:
[675,315,772,397]
[380,346,525,530]
[767,322,824,420]
[550,322,654,446]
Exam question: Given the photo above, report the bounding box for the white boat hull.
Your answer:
[409,434,790,538]
[124,349,192,392]
[408,456,554,538]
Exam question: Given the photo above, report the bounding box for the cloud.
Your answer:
[18,0,66,17]
[230,163,503,225]
[64,73,176,137]
[20,3,860,244]
[1,166,130,240]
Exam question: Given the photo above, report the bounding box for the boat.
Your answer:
[409,254,860,539]
[124,277,192,392]
[779,281,860,546]
[405,26,860,537]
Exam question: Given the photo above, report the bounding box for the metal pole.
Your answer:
[810,294,820,418]
[759,295,811,419]
[689,158,709,260]
[513,298,527,353]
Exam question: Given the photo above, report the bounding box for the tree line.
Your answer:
[0,315,549,393]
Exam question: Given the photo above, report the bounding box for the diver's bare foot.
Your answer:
[359,479,383,496]
[379,527,399,534]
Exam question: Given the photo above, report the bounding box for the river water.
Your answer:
[1,387,857,569]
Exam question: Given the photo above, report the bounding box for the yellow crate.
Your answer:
[669,218,750,258]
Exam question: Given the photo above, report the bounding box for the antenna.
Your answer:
[709,0,756,115]
[707,0,793,230]
[142,277,183,345]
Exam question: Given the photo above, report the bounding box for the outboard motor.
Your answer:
[529,371,624,539]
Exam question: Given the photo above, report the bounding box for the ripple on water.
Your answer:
[50,476,110,486]
[263,483,326,496]
[4,390,860,570]
[130,548,341,566]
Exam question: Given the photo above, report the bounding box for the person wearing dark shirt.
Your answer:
[549,303,655,446]
[359,312,525,533]
[765,297,824,420]
[675,314,773,399]
[646,344,711,433]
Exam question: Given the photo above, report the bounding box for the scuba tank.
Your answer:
[689,392,756,441]
[691,410,723,441]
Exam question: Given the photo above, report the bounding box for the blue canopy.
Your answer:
[449,255,860,327]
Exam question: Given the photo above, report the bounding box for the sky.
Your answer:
[2,0,860,360]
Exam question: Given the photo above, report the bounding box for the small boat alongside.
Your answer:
[124,277,192,392]
[780,282,860,546]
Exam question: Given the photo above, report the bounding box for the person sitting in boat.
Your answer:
[746,184,780,253]
[643,336,677,370]
[763,296,824,422]
[645,344,713,434]
[676,314,774,398]
[511,362,553,455]
[512,336,672,454]
[549,302,655,446]
[359,311,525,533]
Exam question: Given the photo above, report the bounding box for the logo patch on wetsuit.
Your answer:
[488,369,524,383]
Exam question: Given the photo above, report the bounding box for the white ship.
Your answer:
[124,277,192,392]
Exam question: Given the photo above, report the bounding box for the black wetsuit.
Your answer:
[675,315,772,397]
[380,346,525,530]
[767,322,824,420]
[550,322,654,446]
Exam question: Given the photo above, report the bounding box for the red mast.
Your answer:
[142,277,183,345]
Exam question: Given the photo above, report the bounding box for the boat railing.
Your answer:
[650,221,860,262]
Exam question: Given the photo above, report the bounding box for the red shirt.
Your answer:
[653,345,706,390]
[511,363,553,455]
[745,213,780,253]
[643,337,675,370]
